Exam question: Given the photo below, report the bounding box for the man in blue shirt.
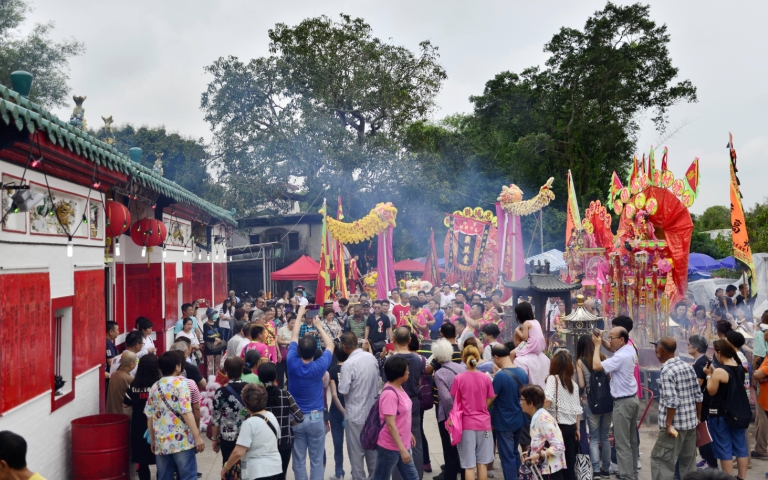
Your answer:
[174,303,198,335]
[491,343,529,480]
[288,306,334,480]
[428,298,444,340]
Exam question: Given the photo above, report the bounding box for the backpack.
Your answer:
[360,386,397,450]
[587,368,613,415]
[723,367,751,429]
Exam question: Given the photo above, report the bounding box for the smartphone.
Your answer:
[706,361,712,369]
[305,304,321,319]
[592,327,601,336]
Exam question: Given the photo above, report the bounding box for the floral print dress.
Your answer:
[529,408,566,474]
[143,376,194,455]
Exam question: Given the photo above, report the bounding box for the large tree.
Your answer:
[201,14,447,220]
[0,0,85,108]
[467,2,697,207]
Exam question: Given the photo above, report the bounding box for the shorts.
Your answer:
[708,416,747,459]
[457,430,495,469]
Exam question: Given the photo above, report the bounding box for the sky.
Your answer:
[20,0,768,214]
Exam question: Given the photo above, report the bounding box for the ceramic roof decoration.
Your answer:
[0,82,236,225]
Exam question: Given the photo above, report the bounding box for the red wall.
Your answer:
[192,263,212,306]
[214,263,227,306]
[114,263,125,332]
[125,263,163,331]
[182,262,192,304]
[164,262,178,330]
[0,272,51,413]
[73,269,105,376]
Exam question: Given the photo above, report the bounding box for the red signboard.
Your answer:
[74,269,105,376]
[192,263,212,307]
[164,262,178,330]
[214,263,227,306]
[125,263,163,330]
[0,272,51,413]
[115,263,125,332]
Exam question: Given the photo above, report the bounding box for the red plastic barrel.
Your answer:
[71,413,130,480]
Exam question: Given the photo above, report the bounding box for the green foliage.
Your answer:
[689,231,727,259]
[465,2,696,210]
[0,0,85,108]
[91,124,222,201]
[746,199,768,253]
[201,14,448,239]
[693,205,731,232]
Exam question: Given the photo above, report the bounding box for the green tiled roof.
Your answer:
[0,84,236,225]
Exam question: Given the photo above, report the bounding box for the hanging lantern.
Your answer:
[105,201,131,238]
[130,218,168,248]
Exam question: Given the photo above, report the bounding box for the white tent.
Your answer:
[525,249,567,271]
[687,253,768,317]
[754,253,768,313]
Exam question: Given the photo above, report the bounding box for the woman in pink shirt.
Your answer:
[450,345,496,480]
[240,325,269,361]
[372,356,419,480]
[514,302,546,357]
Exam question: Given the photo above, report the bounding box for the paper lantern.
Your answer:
[130,218,168,248]
[105,201,131,238]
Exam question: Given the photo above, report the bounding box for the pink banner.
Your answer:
[377,226,396,300]
[495,203,525,295]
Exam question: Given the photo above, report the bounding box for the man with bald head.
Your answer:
[593,325,640,480]
[106,351,136,415]
[650,337,702,480]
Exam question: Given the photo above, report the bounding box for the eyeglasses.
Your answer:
[607,336,621,341]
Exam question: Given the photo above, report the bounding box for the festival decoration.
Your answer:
[566,170,582,248]
[497,177,555,216]
[363,271,378,299]
[727,133,758,297]
[317,201,332,303]
[129,218,167,248]
[332,196,348,296]
[423,227,440,285]
[377,225,396,301]
[685,158,700,199]
[444,207,497,227]
[444,213,493,285]
[326,202,397,244]
[105,200,130,238]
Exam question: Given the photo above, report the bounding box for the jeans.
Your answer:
[292,411,328,480]
[496,429,522,480]
[371,446,420,480]
[155,448,197,480]
[613,396,640,480]
[391,398,423,480]
[586,405,612,472]
[330,407,346,478]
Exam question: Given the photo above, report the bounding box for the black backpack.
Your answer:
[587,369,613,415]
[723,367,751,429]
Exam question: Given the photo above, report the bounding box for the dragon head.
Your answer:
[374,202,398,228]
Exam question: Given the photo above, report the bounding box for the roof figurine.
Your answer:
[69,95,87,130]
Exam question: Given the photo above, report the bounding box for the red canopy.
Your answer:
[271,255,324,281]
[393,259,427,272]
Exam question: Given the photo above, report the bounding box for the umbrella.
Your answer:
[719,256,737,269]
[688,253,724,272]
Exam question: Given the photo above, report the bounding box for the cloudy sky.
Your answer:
[22,0,768,214]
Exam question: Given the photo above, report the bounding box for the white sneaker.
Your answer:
[487,472,494,478]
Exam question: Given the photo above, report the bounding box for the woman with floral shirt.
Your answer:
[322,308,343,346]
[211,357,250,480]
[520,384,566,480]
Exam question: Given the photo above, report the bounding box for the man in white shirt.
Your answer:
[439,283,455,308]
[455,317,475,350]
[109,331,143,377]
[593,327,639,480]
[545,297,560,332]
[227,320,247,359]
[136,317,156,358]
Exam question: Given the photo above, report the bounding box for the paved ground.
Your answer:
[148,401,768,480]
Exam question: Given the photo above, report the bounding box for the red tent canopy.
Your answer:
[271,255,332,281]
[393,259,427,272]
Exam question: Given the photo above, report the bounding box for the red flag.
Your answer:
[661,146,669,172]
[608,171,623,208]
[423,228,440,285]
[685,158,699,198]
[629,156,640,187]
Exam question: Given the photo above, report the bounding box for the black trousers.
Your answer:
[558,423,578,480]
[279,447,292,480]
[438,419,465,480]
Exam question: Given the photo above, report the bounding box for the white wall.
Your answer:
[0,367,100,479]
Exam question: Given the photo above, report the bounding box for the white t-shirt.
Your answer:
[440,292,455,308]
[176,331,199,346]
[236,412,282,479]
[483,341,499,361]
[137,336,155,358]
[236,336,252,357]
[298,296,309,307]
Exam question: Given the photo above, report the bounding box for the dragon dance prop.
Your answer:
[728,133,758,297]
[443,207,497,285]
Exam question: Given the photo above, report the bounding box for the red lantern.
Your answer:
[130,218,168,248]
[105,201,131,238]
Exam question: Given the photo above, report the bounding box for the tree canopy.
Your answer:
[0,0,84,108]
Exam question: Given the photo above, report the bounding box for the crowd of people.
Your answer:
[4,279,768,480]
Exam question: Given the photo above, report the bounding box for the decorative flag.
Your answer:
[648,146,657,184]
[566,170,582,246]
[335,196,347,296]
[317,200,331,303]
[423,228,440,285]
[728,133,758,297]
[640,153,646,175]
[661,146,669,172]
[608,172,623,208]
[685,158,700,198]
[628,156,640,187]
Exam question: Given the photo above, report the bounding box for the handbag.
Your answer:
[518,458,545,480]
[204,325,227,355]
[446,379,464,446]
[696,421,712,447]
